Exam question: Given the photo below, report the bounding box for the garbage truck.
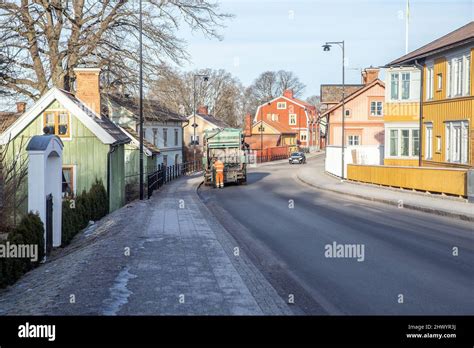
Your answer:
[202,128,247,186]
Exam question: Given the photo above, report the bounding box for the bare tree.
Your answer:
[245,70,306,114]
[0,0,231,100]
[150,66,245,127]
[0,131,28,231]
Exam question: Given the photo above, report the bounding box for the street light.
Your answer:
[323,40,345,180]
[139,0,144,200]
[192,74,209,163]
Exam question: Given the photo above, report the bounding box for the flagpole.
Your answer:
[405,0,410,54]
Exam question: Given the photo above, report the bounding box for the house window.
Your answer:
[425,124,433,160]
[348,135,360,146]
[370,101,383,116]
[401,129,410,156]
[191,135,199,145]
[344,109,351,117]
[412,129,420,156]
[389,129,398,156]
[389,128,419,157]
[401,72,410,99]
[143,128,147,140]
[62,166,74,197]
[277,102,287,110]
[163,155,168,167]
[163,128,168,147]
[445,121,469,164]
[174,128,179,146]
[391,73,399,100]
[426,66,434,100]
[289,114,297,125]
[300,131,307,142]
[152,128,158,145]
[175,154,179,165]
[447,54,471,98]
[43,111,70,137]
[437,73,442,91]
[272,114,278,121]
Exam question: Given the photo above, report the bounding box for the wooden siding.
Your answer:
[3,99,126,215]
[347,164,467,196]
[383,158,419,166]
[384,102,419,122]
[423,97,473,166]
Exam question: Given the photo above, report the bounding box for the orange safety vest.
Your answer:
[214,160,224,172]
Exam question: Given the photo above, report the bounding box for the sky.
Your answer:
[178,0,473,99]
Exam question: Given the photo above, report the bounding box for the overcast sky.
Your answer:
[179,0,473,98]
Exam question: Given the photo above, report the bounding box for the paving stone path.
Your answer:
[0,175,292,315]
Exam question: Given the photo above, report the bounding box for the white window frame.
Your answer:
[447,53,471,98]
[445,120,469,164]
[348,135,360,146]
[300,130,308,142]
[289,113,297,125]
[388,128,419,158]
[370,101,383,116]
[390,72,400,100]
[425,123,433,160]
[277,102,287,110]
[401,72,410,100]
[426,65,434,100]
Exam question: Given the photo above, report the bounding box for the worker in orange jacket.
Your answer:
[213,157,225,188]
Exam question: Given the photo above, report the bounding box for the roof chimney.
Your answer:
[16,102,26,114]
[362,67,380,85]
[74,68,101,116]
[197,105,208,115]
[244,113,252,137]
[283,89,294,99]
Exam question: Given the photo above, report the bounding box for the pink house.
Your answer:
[322,68,385,147]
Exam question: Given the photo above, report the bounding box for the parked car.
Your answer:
[289,152,306,164]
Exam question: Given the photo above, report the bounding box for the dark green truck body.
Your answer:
[202,128,247,185]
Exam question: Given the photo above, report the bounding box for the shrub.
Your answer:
[0,213,44,288]
[61,180,108,246]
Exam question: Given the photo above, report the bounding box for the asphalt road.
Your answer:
[198,156,474,315]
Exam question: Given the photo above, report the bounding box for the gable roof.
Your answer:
[253,119,297,135]
[254,95,314,124]
[187,113,230,128]
[321,79,385,117]
[105,94,186,123]
[320,84,365,104]
[389,21,474,66]
[0,87,130,146]
[120,126,159,156]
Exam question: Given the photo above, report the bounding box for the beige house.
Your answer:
[184,106,229,159]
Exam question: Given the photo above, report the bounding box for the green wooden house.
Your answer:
[0,86,131,214]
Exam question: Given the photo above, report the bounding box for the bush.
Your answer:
[0,213,44,288]
[61,179,108,246]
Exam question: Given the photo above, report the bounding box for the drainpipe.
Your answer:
[414,59,424,167]
[107,145,117,212]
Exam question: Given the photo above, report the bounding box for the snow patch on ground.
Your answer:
[102,266,137,315]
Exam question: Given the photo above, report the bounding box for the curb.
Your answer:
[254,151,325,168]
[296,174,474,223]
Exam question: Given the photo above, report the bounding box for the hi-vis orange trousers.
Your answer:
[216,171,224,188]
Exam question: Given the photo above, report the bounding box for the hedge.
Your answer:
[61,179,108,246]
[0,213,44,288]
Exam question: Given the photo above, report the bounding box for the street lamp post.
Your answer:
[192,74,209,163]
[139,0,144,200]
[323,41,345,179]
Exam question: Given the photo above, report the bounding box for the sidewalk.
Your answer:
[297,157,474,222]
[0,175,292,315]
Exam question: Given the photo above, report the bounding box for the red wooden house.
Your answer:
[253,89,320,149]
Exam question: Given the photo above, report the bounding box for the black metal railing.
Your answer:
[147,160,202,199]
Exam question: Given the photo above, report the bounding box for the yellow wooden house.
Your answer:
[389,21,473,169]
